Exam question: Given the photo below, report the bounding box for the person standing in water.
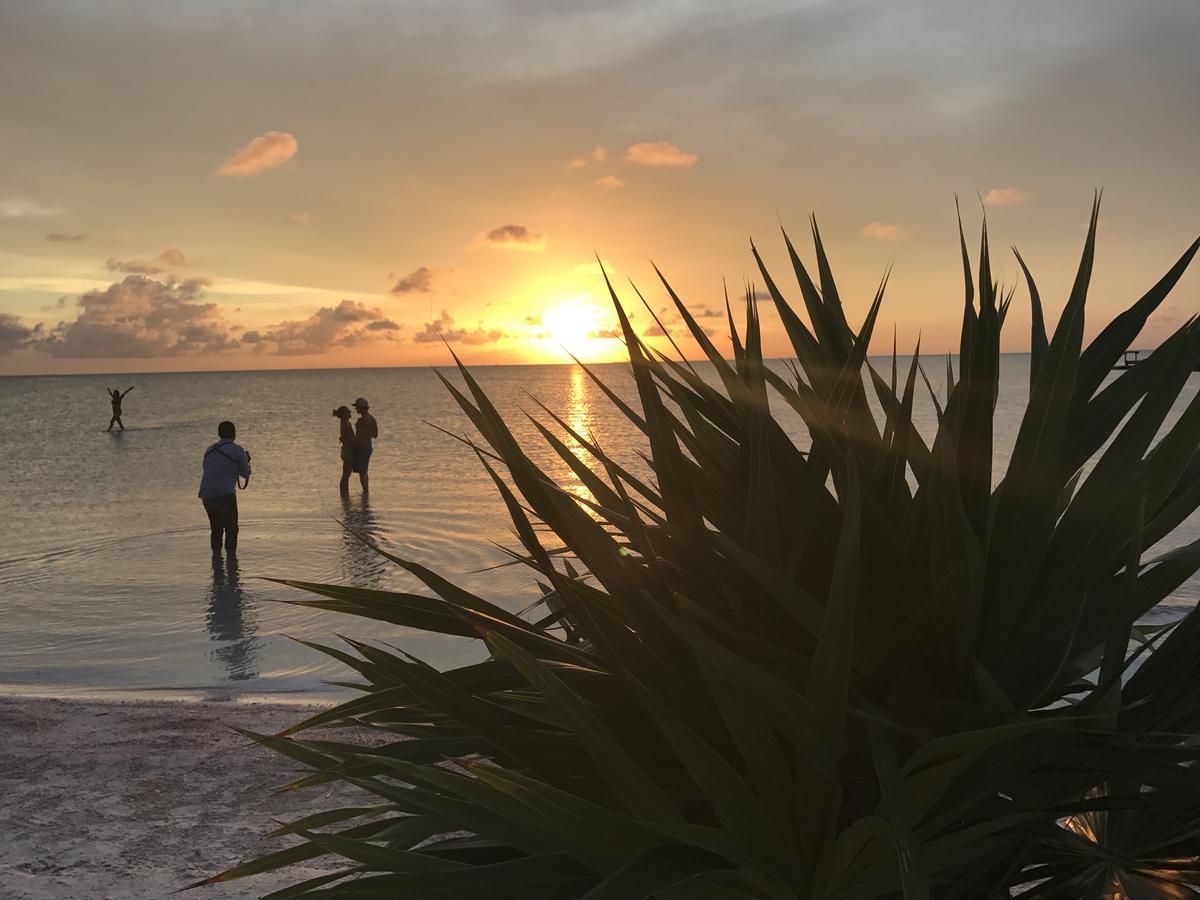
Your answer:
[106,386,134,432]
[198,420,251,557]
[333,405,355,493]
[351,397,378,493]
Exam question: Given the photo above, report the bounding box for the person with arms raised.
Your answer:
[106,385,134,432]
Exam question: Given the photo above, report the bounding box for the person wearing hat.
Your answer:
[351,397,378,493]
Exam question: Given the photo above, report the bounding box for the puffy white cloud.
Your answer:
[624,141,698,167]
[34,275,239,358]
[982,187,1032,206]
[216,131,298,177]
[861,222,906,240]
[413,310,504,345]
[479,224,545,250]
[594,175,626,190]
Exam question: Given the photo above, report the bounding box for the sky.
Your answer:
[1,0,1198,375]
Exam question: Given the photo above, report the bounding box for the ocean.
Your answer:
[1,357,1197,702]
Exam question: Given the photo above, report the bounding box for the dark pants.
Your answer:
[202,493,239,555]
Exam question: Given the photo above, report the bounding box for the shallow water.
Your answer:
[0,357,1196,701]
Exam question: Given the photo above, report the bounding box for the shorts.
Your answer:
[352,445,373,473]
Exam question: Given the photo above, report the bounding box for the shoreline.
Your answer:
[0,695,363,899]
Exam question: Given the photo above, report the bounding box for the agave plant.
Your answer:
[197,196,1200,898]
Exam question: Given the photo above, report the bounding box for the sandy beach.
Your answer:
[0,696,363,900]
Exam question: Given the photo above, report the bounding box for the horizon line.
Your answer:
[0,350,1062,379]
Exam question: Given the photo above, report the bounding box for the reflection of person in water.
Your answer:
[106,386,134,432]
[339,491,386,588]
[205,555,261,681]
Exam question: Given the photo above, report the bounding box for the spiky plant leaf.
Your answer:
[211,198,1200,899]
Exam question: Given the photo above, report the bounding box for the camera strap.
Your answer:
[205,443,251,490]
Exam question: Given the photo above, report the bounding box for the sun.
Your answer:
[535,297,621,361]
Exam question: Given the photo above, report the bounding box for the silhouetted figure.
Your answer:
[198,420,251,557]
[339,491,386,588]
[106,386,134,432]
[333,405,355,493]
[205,555,261,681]
[351,397,378,493]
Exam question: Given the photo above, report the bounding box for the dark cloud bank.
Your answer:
[3,275,402,359]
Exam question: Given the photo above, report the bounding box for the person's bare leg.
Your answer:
[106,417,115,432]
[340,460,353,493]
[116,416,124,431]
[359,470,369,493]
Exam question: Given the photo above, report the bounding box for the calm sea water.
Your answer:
[1,357,1197,701]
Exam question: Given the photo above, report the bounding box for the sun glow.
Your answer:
[533,297,622,362]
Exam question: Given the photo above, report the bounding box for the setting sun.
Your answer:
[534,297,622,362]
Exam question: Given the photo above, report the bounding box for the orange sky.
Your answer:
[2,1,1199,375]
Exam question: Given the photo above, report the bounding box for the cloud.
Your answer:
[480,224,545,251]
[567,145,608,168]
[587,328,622,339]
[524,314,543,326]
[390,265,449,294]
[45,232,87,242]
[216,131,298,177]
[365,319,401,331]
[290,211,312,225]
[157,247,188,266]
[1,198,64,219]
[594,175,626,190]
[0,314,40,355]
[624,142,698,167]
[861,222,906,240]
[413,310,505,345]
[982,187,1032,206]
[103,248,188,275]
[104,257,162,275]
[256,299,399,355]
[643,306,713,338]
[33,275,239,359]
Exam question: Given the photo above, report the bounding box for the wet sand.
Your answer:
[0,696,365,899]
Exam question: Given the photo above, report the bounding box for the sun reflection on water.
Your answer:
[563,364,600,517]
